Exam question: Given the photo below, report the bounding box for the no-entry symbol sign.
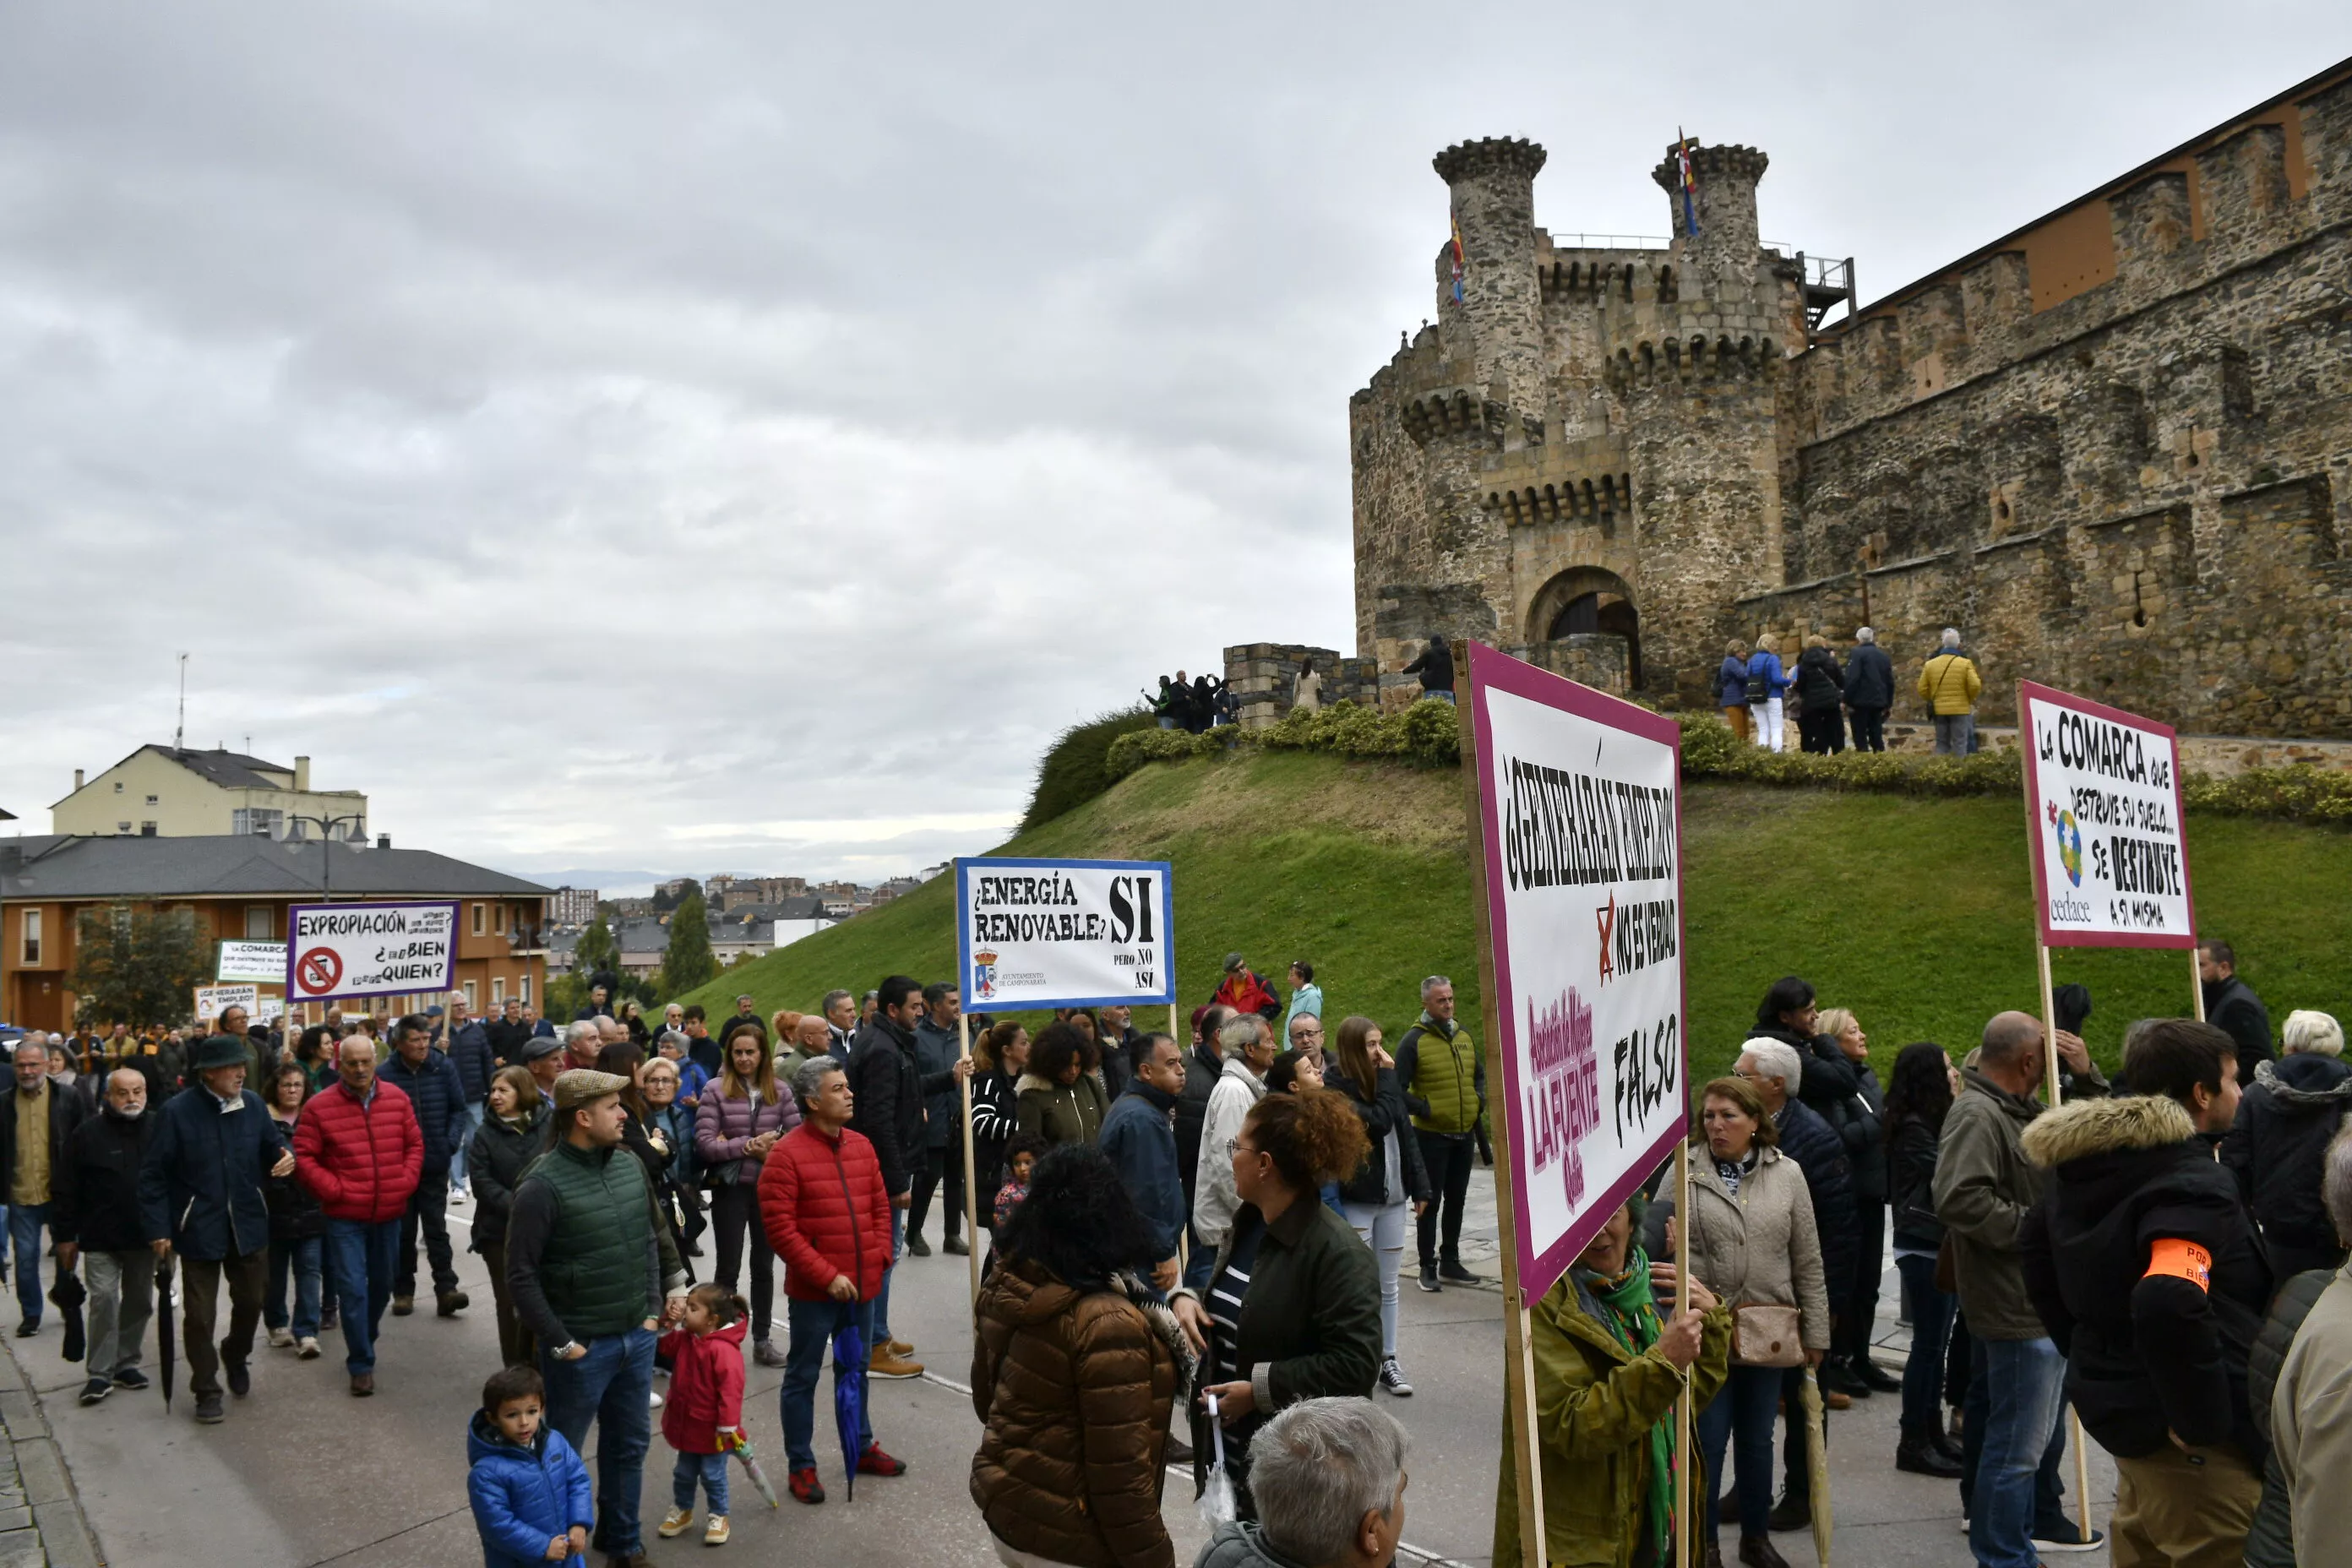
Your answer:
[297,947,342,994]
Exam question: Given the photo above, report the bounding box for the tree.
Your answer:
[72,902,210,1026]
[652,878,701,914]
[660,892,717,998]
[574,915,619,979]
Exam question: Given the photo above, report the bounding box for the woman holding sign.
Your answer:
[1684,1076,1829,1568]
[1491,1199,1730,1568]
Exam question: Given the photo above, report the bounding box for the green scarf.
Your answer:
[1576,1245,1674,1561]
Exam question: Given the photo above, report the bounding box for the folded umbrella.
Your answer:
[832,1321,866,1502]
[721,1429,780,1509]
[48,1271,85,1364]
[155,1257,178,1412]
[1800,1367,1833,1567]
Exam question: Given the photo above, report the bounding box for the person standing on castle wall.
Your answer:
[1794,636,1848,756]
[1293,660,1322,716]
[1745,637,1788,753]
[1718,642,1753,743]
[1401,636,1455,705]
[1844,629,1895,753]
[1919,629,1983,755]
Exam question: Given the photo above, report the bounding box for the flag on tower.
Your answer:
[1674,129,1701,238]
[1449,207,1466,304]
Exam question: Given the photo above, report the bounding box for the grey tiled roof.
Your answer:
[0,834,552,901]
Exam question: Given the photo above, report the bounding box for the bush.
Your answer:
[2183,765,2352,825]
[1023,706,1159,830]
[1673,713,2023,796]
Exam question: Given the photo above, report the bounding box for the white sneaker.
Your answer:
[267,1327,295,1349]
[650,1389,664,1407]
[297,1337,321,1359]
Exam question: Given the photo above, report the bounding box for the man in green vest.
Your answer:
[506,1070,671,1568]
[1396,974,1485,1294]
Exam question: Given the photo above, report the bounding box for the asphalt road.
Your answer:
[35,1170,2121,1566]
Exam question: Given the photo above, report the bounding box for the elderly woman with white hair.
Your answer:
[1196,1398,1411,1568]
[2224,1008,2352,1278]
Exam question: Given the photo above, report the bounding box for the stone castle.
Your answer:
[1328,57,2352,738]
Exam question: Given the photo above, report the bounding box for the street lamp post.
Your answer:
[284,814,368,902]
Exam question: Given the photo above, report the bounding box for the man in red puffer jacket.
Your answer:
[757,1054,898,1505]
[296,1032,423,1396]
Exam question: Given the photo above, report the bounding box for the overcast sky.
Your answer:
[4,4,2344,891]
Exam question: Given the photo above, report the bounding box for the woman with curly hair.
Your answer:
[1172,1088,1380,1516]
[970,1022,1032,1243]
[972,1144,1195,1568]
[1018,1021,1108,1151]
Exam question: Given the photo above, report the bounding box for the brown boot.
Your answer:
[868,1346,924,1380]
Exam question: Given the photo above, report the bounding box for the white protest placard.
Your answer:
[257,996,286,1025]
[1464,642,1687,1298]
[2019,681,2196,949]
[285,901,460,1002]
[193,983,260,1024]
[217,940,288,983]
[956,858,1174,1010]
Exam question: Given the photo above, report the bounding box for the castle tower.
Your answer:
[1654,143,1769,290]
[1434,138,1549,423]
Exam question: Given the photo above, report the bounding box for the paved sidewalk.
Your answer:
[0,1326,103,1568]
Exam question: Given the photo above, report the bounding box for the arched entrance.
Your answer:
[1528,567,1641,685]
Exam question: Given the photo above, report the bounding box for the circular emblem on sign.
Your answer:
[2054,809,2084,887]
[297,946,342,994]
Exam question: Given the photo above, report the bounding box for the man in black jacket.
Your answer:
[53,1066,154,1404]
[847,976,929,1380]
[1400,634,1455,702]
[1843,627,1896,751]
[1736,1033,1857,1531]
[2020,1019,2269,1565]
[2199,939,2273,1085]
[0,1039,92,1336]
[906,983,968,1260]
[378,1015,471,1320]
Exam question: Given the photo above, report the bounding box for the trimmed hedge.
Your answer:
[1022,706,1158,831]
[1102,698,2352,829]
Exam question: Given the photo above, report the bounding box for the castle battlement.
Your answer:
[1352,57,2352,738]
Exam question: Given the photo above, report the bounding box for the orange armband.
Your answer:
[2144,1238,2213,1292]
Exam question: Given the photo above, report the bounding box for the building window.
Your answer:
[245,905,273,939]
[20,911,40,965]
[144,794,159,805]
[494,903,508,934]
[231,808,284,839]
[520,973,532,1005]
[471,903,487,936]
[117,821,132,834]
[463,980,478,1011]
[112,781,122,793]
[492,977,506,1004]
[140,822,157,836]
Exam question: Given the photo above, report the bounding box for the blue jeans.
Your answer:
[873,1207,905,1343]
[1183,1224,1217,1292]
[449,1102,486,1190]
[542,1326,656,1557]
[267,1234,324,1341]
[781,1296,875,1473]
[1971,1335,2066,1568]
[8,1202,48,1324]
[672,1450,728,1515]
[1897,1254,1955,1439]
[324,1217,399,1375]
[1697,1363,1782,1541]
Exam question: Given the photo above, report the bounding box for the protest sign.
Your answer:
[216,939,288,983]
[257,996,286,1025]
[954,858,1174,1010]
[2018,681,2195,949]
[193,983,259,1023]
[1463,642,1688,1295]
[285,901,459,1002]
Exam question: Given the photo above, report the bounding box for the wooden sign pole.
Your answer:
[960,1008,980,1305]
[2191,945,2208,1022]
[1457,643,1546,1568]
[2033,940,2094,1541]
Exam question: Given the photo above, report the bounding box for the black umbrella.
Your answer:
[48,1271,84,1364]
[155,1256,177,1412]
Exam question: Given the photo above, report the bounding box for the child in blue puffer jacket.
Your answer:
[468,1364,593,1565]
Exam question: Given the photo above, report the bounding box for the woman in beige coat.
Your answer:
[1681,1076,1829,1568]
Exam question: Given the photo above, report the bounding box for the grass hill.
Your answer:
[675,749,2352,1084]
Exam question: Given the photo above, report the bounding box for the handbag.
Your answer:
[1731,1303,1806,1368]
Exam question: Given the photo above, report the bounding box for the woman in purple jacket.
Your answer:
[694,1027,798,1367]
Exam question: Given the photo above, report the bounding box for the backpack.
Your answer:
[1743,655,1770,705]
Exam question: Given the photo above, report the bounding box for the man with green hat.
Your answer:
[507,1069,679,1568]
[136,1033,291,1424]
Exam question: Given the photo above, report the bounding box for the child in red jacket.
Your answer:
[656,1283,749,1546]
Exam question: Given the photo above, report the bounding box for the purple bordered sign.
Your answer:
[1462,642,1689,1298]
[955,858,1175,1011]
[285,901,460,1003]
[2018,680,2196,950]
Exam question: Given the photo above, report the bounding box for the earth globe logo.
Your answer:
[2049,804,2085,887]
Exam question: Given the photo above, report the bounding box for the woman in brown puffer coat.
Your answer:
[972,1144,1197,1568]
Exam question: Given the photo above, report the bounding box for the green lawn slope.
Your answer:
[676,752,2352,1085]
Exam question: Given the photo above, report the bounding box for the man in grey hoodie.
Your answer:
[1194,1398,1407,1568]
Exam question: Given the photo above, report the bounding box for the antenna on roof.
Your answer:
[173,653,189,752]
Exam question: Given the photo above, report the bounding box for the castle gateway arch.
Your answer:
[1527,565,1641,685]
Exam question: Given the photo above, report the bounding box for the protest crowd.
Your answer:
[10,923,2352,1568]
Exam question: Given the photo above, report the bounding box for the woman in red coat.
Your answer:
[756,1054,899,1503]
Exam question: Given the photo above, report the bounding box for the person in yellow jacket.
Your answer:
[1917,628,1983,756]
[1494,1199,1732,1568]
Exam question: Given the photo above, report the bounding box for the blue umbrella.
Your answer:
[833,1321,867,1500]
